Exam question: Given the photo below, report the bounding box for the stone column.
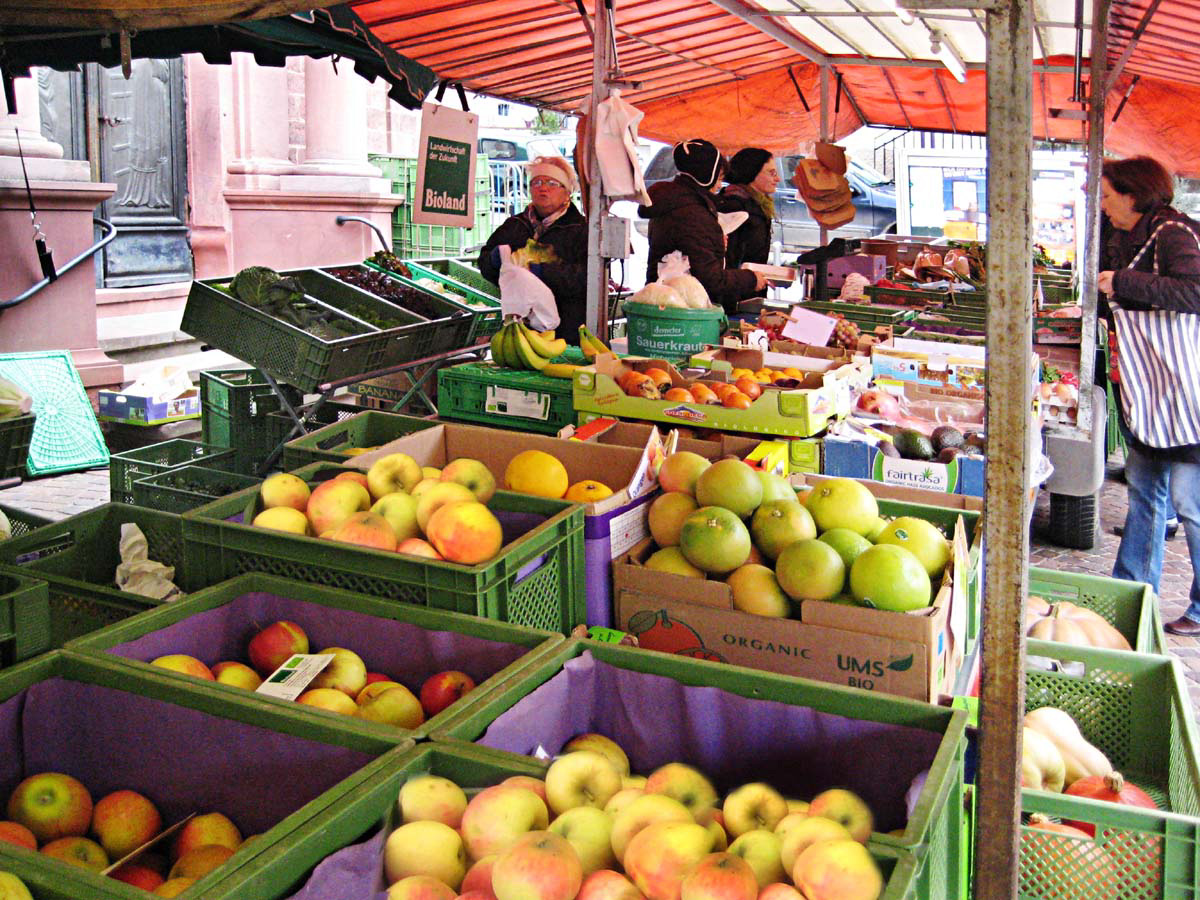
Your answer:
[0,74,87,182]
[225,57,294,189]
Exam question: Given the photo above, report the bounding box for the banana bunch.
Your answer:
[578,324,611,361]
[490,318,576,375]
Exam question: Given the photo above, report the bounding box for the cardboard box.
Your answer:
[97,387,202,425]
[871,337,987,397]
[615,511,971,702]
[824,435,986,496]
[693,342,862,376]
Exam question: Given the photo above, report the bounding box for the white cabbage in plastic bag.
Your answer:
[628,281,687,308]
[663,274,710,309]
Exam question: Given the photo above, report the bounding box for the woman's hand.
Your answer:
[1097,270,1116,295]
[752,271,769,291]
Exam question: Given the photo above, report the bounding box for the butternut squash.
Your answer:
[1021,726,1066,792]
[1024,707,1113,788]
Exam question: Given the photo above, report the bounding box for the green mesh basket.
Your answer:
[0,503,50,540]
[280,409,437,469]
[109,439,236,505]
[0,570,50,668]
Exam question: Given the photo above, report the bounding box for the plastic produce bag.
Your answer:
[497,245,560,331]
[115,523,182,601]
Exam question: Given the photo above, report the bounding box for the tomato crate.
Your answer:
[130,464,261,515]
[432,639,968,898]
[0,570,49,668]
[0,411,34,480]
[182,463,586,634]
[436,360,578,435]
[200,367,304,476]
[109,438,236,505]
[401,258,503,337]
[0,503,50,540]
[0,650,407,900]
[280,409,438,469]
[0,504,188,646]
[66,572,562,740]
[1018,642,1200,900]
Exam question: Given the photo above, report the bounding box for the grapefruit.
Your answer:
[658,451,711,496]
[750,500,817,560]
[647,491,699,548]
[874,516,951,578]
[505,450,569,499]
[758,471,797,503]
[774,539,846,601]
[818,528,873,569]
[695,459,763,519]
[865,517,888,542]
[726,564,790,617]
[679,506,752,574]
[804,478,878,535]
[849,544,932,611]
[645,547,706,578]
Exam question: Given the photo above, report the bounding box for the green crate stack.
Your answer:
[109,438,236,504]
[370,154,494,257]
[0,411,35,479]
[266,398,372,455]
[436,359,578,435]
[799,299,919,327]
[402,258,504,337]
[0,650,407,900]
[182,463,586,633]
[1020,642,1200,900]
[281,409,438,469]
[200,367,304,476]
[0,503,50,540]
[131,464,261,515]
[432,638,969,899]
[0,570,49,668]
[0,503,187,647]
[1028,566,1165,654]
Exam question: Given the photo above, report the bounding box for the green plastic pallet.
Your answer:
[182,463,586,634]
[0,569,49,668]
[436,360,577,435]
[281,409,437,469]
[0,650,407,900]
[1020,642,1200,900]
[200,367,304,476]
[130,464,262,515]
[109,438,236,505]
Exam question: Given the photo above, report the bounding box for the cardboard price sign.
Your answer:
[415,103,479,227]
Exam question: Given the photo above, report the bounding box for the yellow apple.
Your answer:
[306,478,371,535]
[622,821,714,900]
[547,806,615,875]
[643,763,718,820]
[0,873,34,900]
[491,831,583,900]
[609,794,693,865]
[356,682,424,729]
[785,799,809,816]
[562,733,630,777]
[703,819,727,852]
[169,844,234,880]
[399,775,468,828]
[460,785,549,859]
[602,787,644,818]
[367,452,423,500]
[577,869,645,900]
[792,839,882,900]
[721,783,788,838]
[384,820,466,889]
[211,661,263,691]
[422,466,442,479]
[296,687,358,716]
[622,775,647,790]
[806,788,873,844]
[260,473,310,511]
[372,492,421,542]
[309,647,367,698]
[544,750,623,816]
[756,884,806,900]
[772,813,810,847]
[441,458,498,503]
[251,506,311,535]
[151,654,214,681]
[410,478,441,502]
[386,874,458,900]
[500,775,548,805]
[726,830,784,888]
[778,817,852,875]
[415,482,477,533]
[679,852,758,900]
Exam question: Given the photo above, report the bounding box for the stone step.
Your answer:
[98,311,244,383]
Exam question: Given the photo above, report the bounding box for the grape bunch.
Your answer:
[829,315,860,350]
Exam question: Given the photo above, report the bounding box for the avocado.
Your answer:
[964,431,987,453]
[936,447,960,464]
[930,425,965,453]
[894,428,935,461]
[878,440,900,458]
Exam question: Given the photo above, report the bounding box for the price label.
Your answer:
[255,654,335,701]
[586,627,629,644]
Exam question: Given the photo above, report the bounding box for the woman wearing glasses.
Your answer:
[479,156,589,342]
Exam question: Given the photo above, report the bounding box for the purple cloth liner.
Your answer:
[0,677,375,835]
[283,651,946,899]
[104,591,530,692]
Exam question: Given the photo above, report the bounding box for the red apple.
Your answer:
[110,862,166,891]
[247,620,309,676]
[491,831,583,900]
[91,789,163,860]
[0,820,37,850]
[6,772,93,843]
[40,836,109,871]
[365,672,393,686]
[680,853,758,900]
[579,870,646,900]
[419,670,476,717]
[854,390,901,420]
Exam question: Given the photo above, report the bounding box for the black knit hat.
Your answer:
[673,139,723,188]
[727,147,773,186]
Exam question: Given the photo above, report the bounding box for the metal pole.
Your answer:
[818,66,831,248]
[1078,0,1112,434]
[584,0,614,339]
[975,0,1033,897]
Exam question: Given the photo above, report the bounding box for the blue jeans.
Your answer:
[1113,445,1200,621]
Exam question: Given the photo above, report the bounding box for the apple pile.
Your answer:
[379,733,884,900]
[0,872,33,900]
[250,454,505,565]
[0,773,245,896]
[640,454,951,618]
[149,619,476,727]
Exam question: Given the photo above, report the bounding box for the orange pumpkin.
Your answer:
[1064,772,1158,835]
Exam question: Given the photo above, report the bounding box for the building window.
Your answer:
[497,103,510,116]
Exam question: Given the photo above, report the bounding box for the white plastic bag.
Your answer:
[497,245,560,331]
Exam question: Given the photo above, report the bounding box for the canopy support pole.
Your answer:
[975,0,1033,897]
[818,65,831,247]
[584,0,615,340]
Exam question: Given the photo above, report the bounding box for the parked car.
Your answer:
[639,147,897,251]
[478,135,578,216]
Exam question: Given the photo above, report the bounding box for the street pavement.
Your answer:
[2,455,1197,713]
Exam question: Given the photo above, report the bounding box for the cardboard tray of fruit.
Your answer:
[0,650,407,900]
[64,572,564,741]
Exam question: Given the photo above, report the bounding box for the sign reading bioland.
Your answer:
[414,103,479,227]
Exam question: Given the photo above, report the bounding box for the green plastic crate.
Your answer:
[799,299,920,327]
[0,650,407,900]
[0,570,49,667]
[200,367,304,476]
[1020,642,1200,900]
[265,398,373,463]
[433,638,968,896]
[281,409,437,469]
[67,572,563,740]
[436,360,577,435]
[131,464,261,515]
[0,503,50,539]
[0,412,34,480]
[401,258,504,338]
[182,463,586,633]
[1028,567,1165,654]
[110,438,236,505]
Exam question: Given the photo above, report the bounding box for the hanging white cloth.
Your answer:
[589,91,652,204]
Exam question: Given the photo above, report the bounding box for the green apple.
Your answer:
[721,782,788,837]
[6,772,93,843]
[727,829,785,887]
[0,872,35,900]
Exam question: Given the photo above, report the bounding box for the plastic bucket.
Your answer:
[622,303,727,359]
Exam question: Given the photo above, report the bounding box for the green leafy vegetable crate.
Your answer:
[401,258,504,337]
[130,464,261,515]
[109,438,236,505]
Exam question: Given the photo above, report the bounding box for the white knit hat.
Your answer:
[528,155,578,192]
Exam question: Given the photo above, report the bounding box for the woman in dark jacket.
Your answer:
[1098,155,1200,635]
[478,155,588,342]
[638,139,767,315]
[718,147,780,270]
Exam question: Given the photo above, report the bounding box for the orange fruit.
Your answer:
[643,367,672,392]
[753,369,774,383]
[564,480,614,503]
[730,367,755,380]
[771,371,794,384]
[734,377,762,400]
[504,450,569,498]
[783,367,804,379]
[722,390,752,410]
[664,387,696,403]
[689,383,720,405]
[708,382,736,399]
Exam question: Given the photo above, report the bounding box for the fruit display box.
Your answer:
[431,639,968,896]
[66,572,563,740]
[870,336,989,398]
[0,570,49,668]
[573,353,870,439]
[182,463,585,634]
[1016,642,1200,900]
[280,409,438,470]
[823,435,986,497]
[690,343,864,377]
[0,650,406,900]
[349,422,670,629]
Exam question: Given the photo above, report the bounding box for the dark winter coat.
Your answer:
[717,184,773,270]
[478,203,589,343]
[638,176,759,314]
